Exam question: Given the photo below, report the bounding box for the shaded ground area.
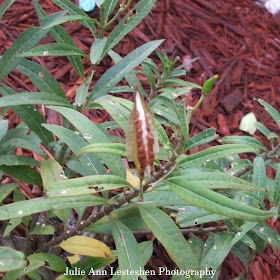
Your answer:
[0,0,280,279]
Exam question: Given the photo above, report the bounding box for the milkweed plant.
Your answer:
[0,0,279,279]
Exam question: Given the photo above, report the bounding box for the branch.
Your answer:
[37,146,181,252]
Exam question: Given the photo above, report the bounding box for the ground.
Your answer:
[0,0,280,279]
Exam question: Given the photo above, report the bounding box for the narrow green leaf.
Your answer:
[41,15,100,29]
[178,100,188,141]
[0,165,42,185]
[104,0,119,22]
[28,253,66,272]
[0,183,18,204]
[252,224,280,249]
[78,143,127,157]
[258,99,280,130]
[168,180,273,221]
[49,0,96,35]
[112,220,147,280]
[177,144,255,168]
[87,40,164,103]
[254,122,271,137]
[221,136,266,151]
[87,206,148,234]
[47,106,125,177]
[46,175,129,197]
[0,0,16,19]
[29,223,55,235]
[177,207,226,228]
[17,60,66,99]
[43,124,106,175]
[0,91,71,107]
[0,85,54,146]
[167,172,263,191]
[41,158,66,192]
[0,195,105,221]
[184,128,217,151]
[0,118,8,141]
[138,205,198,270]
[0,247,26,272]
[0,25,50,81]
[90,38,107,64]
[103,0,157,55]
[0,155,40,167]
[273,164,280,205]
[17,43,89,58]
[33,0,84,78]
[155,120,171,147]
[3,259,44,280]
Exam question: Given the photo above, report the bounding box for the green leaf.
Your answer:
[29,223,55,235]
[90,38,107,64]
[47,106,125,177]
[103,0,157,55]
[155,120,171,147]
[0,91,71,108]
[75,72,92,106]
[17,43,89,58]
[33,0,84,78]
[252,224,280,249]
[112,220,147,280]
[0,195,105,221]
[168,179,273,221]
[78,143,127,157]
[42,124,106,175]
[0,165,42,185]
[177,144,255,168]
[1,136,45,157]
[0,25,50,81]
[48,0,96,35]
[46,175,129,197]
[87,40,164,103]
[273,164,280,205]
[0,247,26,272]
[202,75,218,95]
[41,15,99,29]
[0,85,54,146]
[3,259,44,280]
[0,183,18,204]
[95,0,105,7]
[252,157,266,200]
[94,96,130,132]
[167,172,262,191]
[0,155,40,167]
[87,206,148,234]
[104,0,119,22]
[254,122,271,138]
[177,207,226,228]
[138,205,198,270]
[184,128,217,151]
[0,0,16,19]
[0,118,8,141]
[41,158,66,192]
[221,136,266,151]
[17,60,66,99]
[28,253,66,272]
[178,100,188,141]
[258,99,280,130]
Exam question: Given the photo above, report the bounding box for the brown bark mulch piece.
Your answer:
[0,0,280,279]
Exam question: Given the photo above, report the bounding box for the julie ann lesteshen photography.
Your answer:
[63,266,217,279]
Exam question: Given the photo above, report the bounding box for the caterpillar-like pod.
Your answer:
[126,87,159,179]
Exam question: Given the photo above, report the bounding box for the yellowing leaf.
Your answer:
[67,254,80,264]
[58,236,113,259]
[126,169,140,188]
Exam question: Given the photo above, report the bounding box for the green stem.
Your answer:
[139,179,144,201]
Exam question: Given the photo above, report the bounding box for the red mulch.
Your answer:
[0,0,280,279]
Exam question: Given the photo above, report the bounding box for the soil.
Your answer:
[0,0,280,279]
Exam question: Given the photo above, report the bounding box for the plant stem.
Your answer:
[23,213,39,256]
[37,144,184,253]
